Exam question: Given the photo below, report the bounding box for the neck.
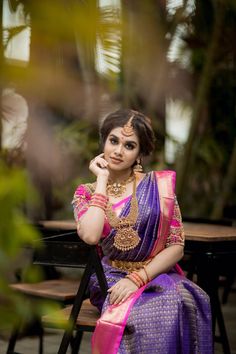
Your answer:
[108,168,133,183]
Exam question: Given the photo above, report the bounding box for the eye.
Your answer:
[109,137,118,145]
[125,143,135,150]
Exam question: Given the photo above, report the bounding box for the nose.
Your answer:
[114,144,123,156]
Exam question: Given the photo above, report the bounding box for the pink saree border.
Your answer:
[91,170,178,354]
[149,170,176,258]
[91,286,147,354]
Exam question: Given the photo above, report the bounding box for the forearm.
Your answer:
[78,175,108,244]
[140,245,184,281]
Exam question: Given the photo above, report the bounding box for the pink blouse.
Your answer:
[72,184,184,247]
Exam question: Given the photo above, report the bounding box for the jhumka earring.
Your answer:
[133,158,143,172]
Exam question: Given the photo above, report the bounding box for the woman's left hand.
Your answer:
[108,278,139,305]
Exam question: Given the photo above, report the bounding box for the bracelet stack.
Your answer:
[126,267,150,288]
[90,193,108,211]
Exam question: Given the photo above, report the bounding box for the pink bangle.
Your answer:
[90,194,108,210]
[125,274,140,288]
[132,272,145,286]
[89,201,107,211]
[92,193,108,201]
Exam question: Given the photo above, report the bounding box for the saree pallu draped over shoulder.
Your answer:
[88,171,213,354]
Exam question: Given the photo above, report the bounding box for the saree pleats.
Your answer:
[90,262,213,354]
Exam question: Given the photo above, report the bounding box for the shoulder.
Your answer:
[152,170,176,183]
[74,182,96,199]
[153,170,176,179]
[152,170,176,196]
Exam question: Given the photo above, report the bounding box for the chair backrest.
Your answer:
[33,227,108,296]
[33,225,108,354]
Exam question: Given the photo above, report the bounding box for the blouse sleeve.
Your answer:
[165,196,185,247]
[72,184,111,238]
[72,184,91,222]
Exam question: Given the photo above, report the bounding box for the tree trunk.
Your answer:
[211,138,236,220]
[0,0,3,152]
[176,0,226,201]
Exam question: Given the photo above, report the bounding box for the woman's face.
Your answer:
[103,127,140,172]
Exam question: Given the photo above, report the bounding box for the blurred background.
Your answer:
[1,0,236,222]
[0,0,236,341]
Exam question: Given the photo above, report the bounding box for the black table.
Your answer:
[39,220,236,354]
[184,222,236,354]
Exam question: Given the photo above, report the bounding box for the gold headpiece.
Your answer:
[121,114,134,136]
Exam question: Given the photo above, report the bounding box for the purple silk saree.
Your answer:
[74,171,213,354]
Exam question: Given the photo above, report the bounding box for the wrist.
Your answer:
[95,175,108,195]
[97,174,109,183]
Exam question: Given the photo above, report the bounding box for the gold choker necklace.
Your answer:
[106,173,134,198]
[106,176,140,251]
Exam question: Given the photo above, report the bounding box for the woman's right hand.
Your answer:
[89,153,110,178]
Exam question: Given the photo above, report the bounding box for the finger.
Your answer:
[118,291,133,304]
[109,292,116,304]
[109,288,120,304]
[94,158,107,167]
[114,289,128,305]
[98,161,108,168]
[108,283,119,292]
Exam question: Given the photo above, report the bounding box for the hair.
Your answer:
[99,109,155,156]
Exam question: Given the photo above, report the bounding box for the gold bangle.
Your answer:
[143,265,151,282]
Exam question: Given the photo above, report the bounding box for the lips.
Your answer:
[110,157,123,163]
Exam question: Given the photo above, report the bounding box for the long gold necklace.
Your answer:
[106,176,140,251]
[106,173,135,198]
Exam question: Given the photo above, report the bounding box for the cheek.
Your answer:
[127,150,139,162]
[103,142,111,156]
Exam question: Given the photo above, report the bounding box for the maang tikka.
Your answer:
[121,114,135,137]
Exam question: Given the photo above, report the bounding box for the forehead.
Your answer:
[108,127,139,143]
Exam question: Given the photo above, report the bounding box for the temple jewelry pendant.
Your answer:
[113,227,141,251]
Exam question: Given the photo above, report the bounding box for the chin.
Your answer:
[110,165,132,173]
[109,165,124,171]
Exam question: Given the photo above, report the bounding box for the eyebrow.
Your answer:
[109,134,138,146]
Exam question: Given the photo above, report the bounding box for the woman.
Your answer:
[72,109,213,354]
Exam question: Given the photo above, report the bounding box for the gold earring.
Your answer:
[133,158,143,172]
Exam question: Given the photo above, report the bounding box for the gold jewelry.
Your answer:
[106,173,134,198]
[121,114,135,137]
[133,158,143,173]
[142,265,151,282]
[106,176,140,251]
[111,259,151,272]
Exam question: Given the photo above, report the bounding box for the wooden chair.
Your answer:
[6,227,82,354]
[32,228,108,354]
[7,279,80,354]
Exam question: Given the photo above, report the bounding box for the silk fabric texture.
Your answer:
[72,171,213,354]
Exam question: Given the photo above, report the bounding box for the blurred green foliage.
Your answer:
[1,0,236,219]
[0,161,60,331]
[0,0,235,339]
